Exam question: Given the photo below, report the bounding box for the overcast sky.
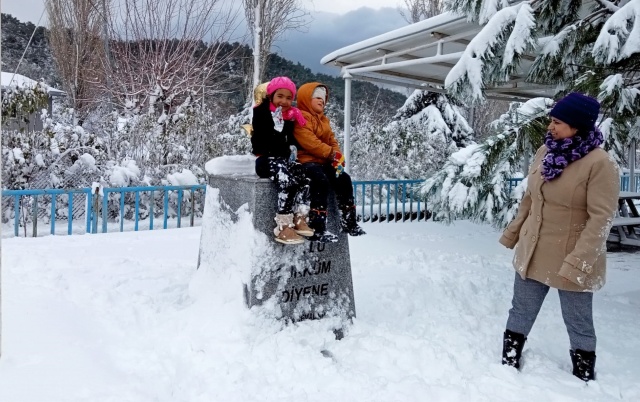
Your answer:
[2,0,407,75]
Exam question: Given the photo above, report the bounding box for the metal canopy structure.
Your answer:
[321,10,636,192]
[320,12,556,103]
[320,11,556,172]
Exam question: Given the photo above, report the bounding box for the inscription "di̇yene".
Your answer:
[282,283,329,302]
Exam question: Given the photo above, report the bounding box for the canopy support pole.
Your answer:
[343,72,352,173]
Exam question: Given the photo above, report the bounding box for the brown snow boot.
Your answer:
[274,213,305,245]
[293,213,314,237]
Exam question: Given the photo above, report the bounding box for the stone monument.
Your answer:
[197,158,356,332]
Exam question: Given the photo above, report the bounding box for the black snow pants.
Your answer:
[301,162,355,211]
[255,156,310,214]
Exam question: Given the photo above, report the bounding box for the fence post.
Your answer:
[177,189,183,228]
[102,190,108,233]
[92,187,100,234]
[190,189,195,227]
[32,196,38,238]
[51,195,57,235]
[68,193,74,235]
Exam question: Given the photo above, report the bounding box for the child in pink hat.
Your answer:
[251,76,313,245]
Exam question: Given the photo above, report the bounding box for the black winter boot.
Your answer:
[502,329,527,369]
[308,209,338,243]
[570,349,596,381]
[340,205,366,236]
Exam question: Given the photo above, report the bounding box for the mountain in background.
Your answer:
[1,13,59,87]
[1,13,406,113]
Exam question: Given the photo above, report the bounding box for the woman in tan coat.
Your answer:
[499,92,619,381]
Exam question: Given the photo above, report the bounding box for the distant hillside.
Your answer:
[1,13,60,87]
[1,13,406,113]
[264,53,407,112]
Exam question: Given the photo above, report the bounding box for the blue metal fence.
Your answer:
[1,185,206,237]
[506,178,524,193]
[620,174,640,192]
[2,174,638,237]
[351,180,428,223]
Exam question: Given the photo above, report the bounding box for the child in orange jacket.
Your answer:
[293,82,365,243]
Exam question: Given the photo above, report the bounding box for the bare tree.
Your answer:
[468,100,510,142]
[101,0,241,165]
[46,0,106,122]
[242,0,309,89]
[398,0,443,23]
[104,0,240,114]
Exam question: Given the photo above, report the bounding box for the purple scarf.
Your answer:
[541,128,604,181]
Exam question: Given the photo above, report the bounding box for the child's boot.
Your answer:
[340,205,366,236]
[293,213,314,237]
[308,209,338,243]
[274,213,305,245]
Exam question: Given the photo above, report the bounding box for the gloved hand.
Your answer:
[289,145,297,163]
[331,151,345,177]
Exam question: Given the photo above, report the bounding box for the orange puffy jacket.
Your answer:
[293,82,341,164]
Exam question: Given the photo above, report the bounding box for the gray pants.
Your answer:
[506,273,596,351]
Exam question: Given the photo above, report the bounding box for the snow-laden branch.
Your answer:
[539,25,575,56]
[502,3,536,68]
[593,0,640,64]
[445,2,535,101]
[421,97,552,227]
[478,0,511,24]
[594,0,620,13]
[599,74,640,115]
[50,146,98,168]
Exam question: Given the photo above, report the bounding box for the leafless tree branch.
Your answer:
[103,0,241,115]
[46,0,106,122]
[242,0,310,86]
[398,0,444,23]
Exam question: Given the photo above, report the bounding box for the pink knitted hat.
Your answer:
[266,76,297,98]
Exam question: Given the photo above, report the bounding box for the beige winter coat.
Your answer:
[499,145,619,291]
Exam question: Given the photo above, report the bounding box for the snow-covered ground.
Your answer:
[1,220,639,401]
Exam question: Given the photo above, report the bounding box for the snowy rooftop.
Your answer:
[1,71,66,96]
[321,12,555,101]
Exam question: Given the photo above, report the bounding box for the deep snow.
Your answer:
[1,220,639,401]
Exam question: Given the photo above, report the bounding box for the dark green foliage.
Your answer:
[1,13,60,87]
[536,0,582,34]
[421,99,551,228]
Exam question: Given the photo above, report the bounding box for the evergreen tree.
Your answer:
[443,0,638,160]
[375,90,474,180]
[427,0,640,227]
[422,98,551,228]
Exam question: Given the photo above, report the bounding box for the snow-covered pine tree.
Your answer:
[422,98,551,228]
[444,0,639,162]
[426,0,640,227]
[373,90,474,180]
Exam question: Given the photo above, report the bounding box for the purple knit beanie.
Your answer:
[266,76,297,98]
[549,92,600,131]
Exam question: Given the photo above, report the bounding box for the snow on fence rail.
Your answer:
[2,175,638,238]
[1,185,206,238]
[352,180,432,223]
